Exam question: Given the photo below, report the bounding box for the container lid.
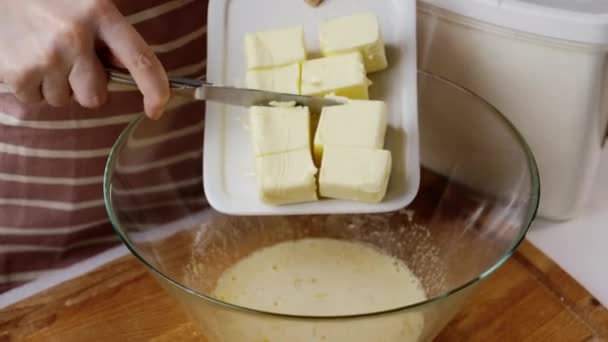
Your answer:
[419,0,608,46]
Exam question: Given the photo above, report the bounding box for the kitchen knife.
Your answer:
[107,68,342,113]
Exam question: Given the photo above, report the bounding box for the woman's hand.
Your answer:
[0,0,170,119]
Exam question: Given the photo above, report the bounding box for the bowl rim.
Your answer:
[103,70,540,320]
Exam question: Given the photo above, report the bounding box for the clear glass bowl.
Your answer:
[104,71,539,342]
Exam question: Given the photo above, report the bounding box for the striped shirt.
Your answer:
[0,0,208,292]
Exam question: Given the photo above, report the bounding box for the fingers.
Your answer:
[1,0,167,113]
[97,5,169,119]
[10,71,43,104]
[69,55,108,108]
[15,85,43,104]
[42,68,72,107]
[7,57,106,109]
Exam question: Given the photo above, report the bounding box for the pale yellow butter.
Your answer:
[245,26,307,69]
[320,13,388,73]
[301,52,369,100]
[314,100,387,162]
[246,64,300,94]
[256,149,318,205]
[249,106,310,156]
[319,146,391,203]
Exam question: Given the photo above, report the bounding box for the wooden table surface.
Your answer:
[1,239,607,342]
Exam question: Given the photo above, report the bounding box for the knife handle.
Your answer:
[106,67,207,90]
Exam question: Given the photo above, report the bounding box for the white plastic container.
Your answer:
[417,0,608,220]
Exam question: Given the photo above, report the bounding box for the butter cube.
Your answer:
[256,149,318,205]
[245,26,307,69]
[301,52,369,100]
[250,106,310,156]
[314,100,387,162]
[246,64,300,94]
[320,13,388,73]
[319,147,392,203]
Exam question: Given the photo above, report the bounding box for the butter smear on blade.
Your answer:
[320,146,392,203]
[301,52,369,100]
[314,100,387,162]
[245,26,307,70]
[320,13,388,73]
[246,63,300,94]
[249,106,310,157]
[256,150,318,205]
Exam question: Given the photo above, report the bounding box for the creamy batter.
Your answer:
[211,238,427,342]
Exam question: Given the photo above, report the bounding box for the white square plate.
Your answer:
[203,0,419,216]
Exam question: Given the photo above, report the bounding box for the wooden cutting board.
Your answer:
[1,239,607,341]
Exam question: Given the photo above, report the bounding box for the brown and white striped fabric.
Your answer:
[0,0,208,293]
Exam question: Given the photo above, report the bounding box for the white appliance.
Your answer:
[417,0,608,220]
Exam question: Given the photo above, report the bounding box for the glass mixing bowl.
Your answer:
[104,71,539,341]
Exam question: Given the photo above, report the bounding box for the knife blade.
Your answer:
[107,68,343,113]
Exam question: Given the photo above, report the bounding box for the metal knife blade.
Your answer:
[107,68,342,113]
